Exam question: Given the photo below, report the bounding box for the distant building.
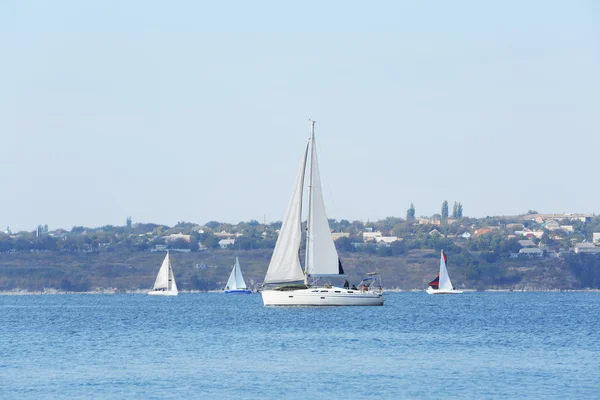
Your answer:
[417,216,441,226]
[574,242,600,254]
[474,228,493,236]
[219,239,236,249]
[332,232,350,241]
[460,232,471,239]
[191,226,205,234]
[518,239,536,248]
[522,213,594,223]
[519,248,544,257]
[215,230,243,238]
[506,223,525,231]
[362,231,382,242]
[165,233,191,243]
[515,230,544,239]
[593,233,600,244]
[375,236,399,244]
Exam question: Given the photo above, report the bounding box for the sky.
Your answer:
[2,1,599,231]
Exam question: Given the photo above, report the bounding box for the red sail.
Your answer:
[429,274,440,289]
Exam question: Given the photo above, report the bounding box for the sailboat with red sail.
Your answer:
[426,250,463,294]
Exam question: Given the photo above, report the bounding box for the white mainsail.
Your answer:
[153,252,171,290]
[263,144,309,284]
[306,133,342,277]
[226,257,247,290]
[234,257,247,289]
[438,250,453,291]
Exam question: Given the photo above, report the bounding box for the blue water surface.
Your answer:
[1,292,599,399]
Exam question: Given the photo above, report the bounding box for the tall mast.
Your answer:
[304,120,315,285]
[167,251,172,291]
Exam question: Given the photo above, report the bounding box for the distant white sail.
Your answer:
[149,251,178,296]
[306,134,341,277]
[153,252,171,290]
[234,257,247,289]
[263,144,309,284]
[438,250,453,291]
[226,263,238,289]
[226,257,248,290]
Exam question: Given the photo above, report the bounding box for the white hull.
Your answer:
[426,287,463,295]
[148,290,178,296]
[262,287,383,306]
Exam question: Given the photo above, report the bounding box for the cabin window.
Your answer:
[321,297,325,299]
[320,290,328,292]
[335,291,341,293]
[289,296,294,298]
[348,291,354,293]
[312,290,319,292]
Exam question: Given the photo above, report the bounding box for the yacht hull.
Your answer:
[262,287,383,306]
[148,290,178,296]
[426,287,463,295]
[225,289,252,294]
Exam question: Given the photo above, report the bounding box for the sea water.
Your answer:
[1,292,599,399]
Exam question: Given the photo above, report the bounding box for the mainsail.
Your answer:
[438,250,453,291]
[153,252,177,292]
[263,144,309,284]
[306,132,343,277]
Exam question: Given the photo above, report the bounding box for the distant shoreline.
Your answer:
[2,288,599,295]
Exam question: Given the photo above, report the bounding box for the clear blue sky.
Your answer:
[2,1,599,231]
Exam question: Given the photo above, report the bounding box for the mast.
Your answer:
[167,251,172,291]
[234,258,238,288]
[304,120,315,285]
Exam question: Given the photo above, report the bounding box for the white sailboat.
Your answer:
[148,251,178,296]
[261,121,384,306]
[426,250,463,294]
[224,257,252,294]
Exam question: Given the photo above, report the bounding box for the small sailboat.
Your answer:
[148,251,178,296]
[224,257,252,294]
[426,250,463,294]
[260,121,383,306]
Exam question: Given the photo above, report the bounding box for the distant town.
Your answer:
[1,204,599,292]
[2,205,599,256]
